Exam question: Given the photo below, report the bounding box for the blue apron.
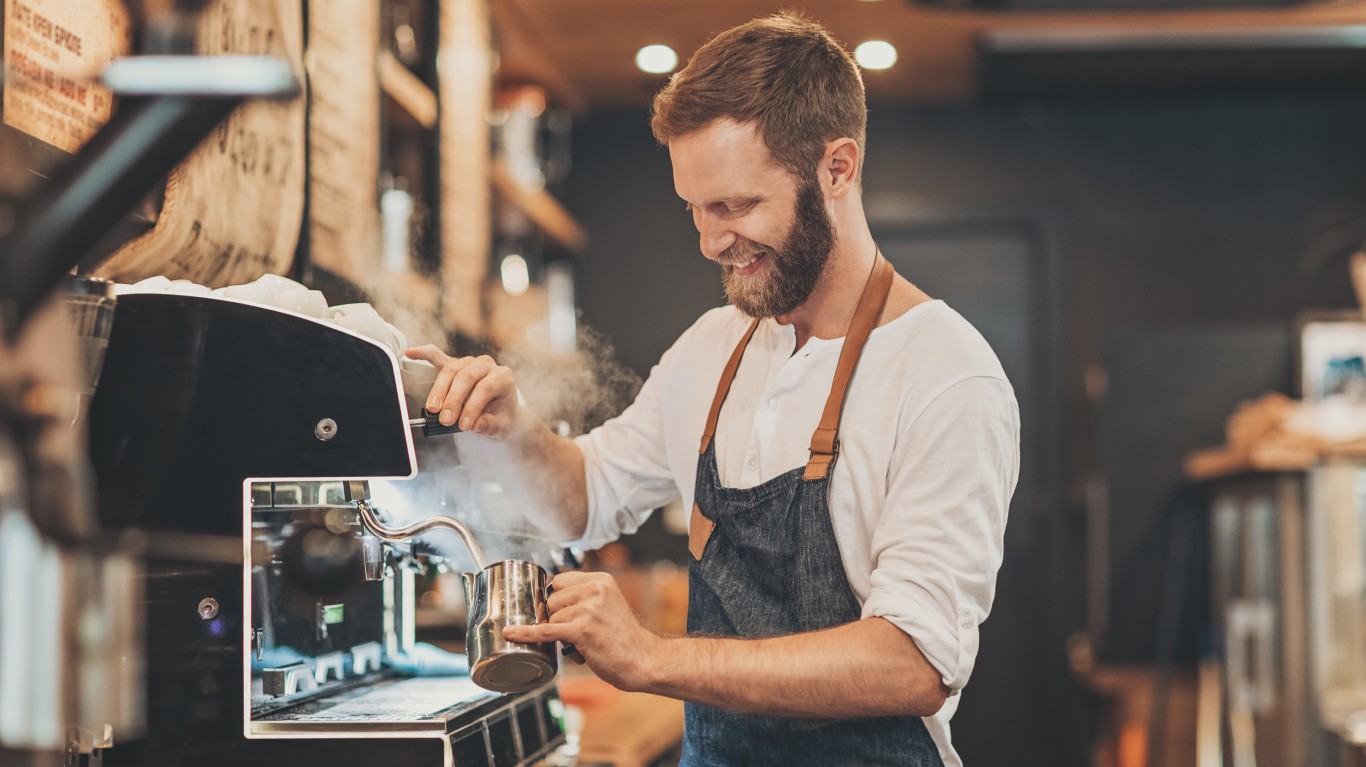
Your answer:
[681,256,945,767]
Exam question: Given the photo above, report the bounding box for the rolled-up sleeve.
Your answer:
[861,375,1019,693]
[567,344,685,551]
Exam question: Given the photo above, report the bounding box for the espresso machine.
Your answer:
[84,292,572,766]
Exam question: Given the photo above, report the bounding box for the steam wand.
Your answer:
[344,480,487,571]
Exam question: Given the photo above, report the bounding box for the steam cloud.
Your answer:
[495,323,642,435]
[362,292,642,566]
[364,270,448,358]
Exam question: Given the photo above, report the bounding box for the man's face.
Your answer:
[670,120,835,318]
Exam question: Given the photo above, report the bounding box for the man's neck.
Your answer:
[778,225,878,350]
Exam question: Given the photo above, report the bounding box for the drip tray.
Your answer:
[253,676,499,734]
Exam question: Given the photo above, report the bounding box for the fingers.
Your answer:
[460,365,516,436]
[409,344,461,415]
[437,356,493,427]
[426,360,466,415]
[502,604,589,662]
[404,344,446,364]
[415,352,518,432]
[502,622,569,644]
[549,570,602,590]
[546,575,612,613]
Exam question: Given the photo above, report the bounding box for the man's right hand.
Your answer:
[404,344,589,542]
[403,345,524,440]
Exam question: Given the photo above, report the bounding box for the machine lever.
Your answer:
[410,409,462,437]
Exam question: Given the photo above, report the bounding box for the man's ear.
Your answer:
[823,138,860,199]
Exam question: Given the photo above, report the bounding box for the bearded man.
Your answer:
[408,13,1019,766]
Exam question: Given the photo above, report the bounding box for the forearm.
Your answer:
[479,412,589,542]
[645,617,949,719]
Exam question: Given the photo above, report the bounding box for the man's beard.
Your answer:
[720,178,835,319]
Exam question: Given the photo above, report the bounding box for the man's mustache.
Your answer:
[719,239,777,268]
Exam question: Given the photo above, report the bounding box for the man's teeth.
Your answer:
[732,255,760,269]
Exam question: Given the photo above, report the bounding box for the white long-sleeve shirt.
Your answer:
[572,300,1020,766]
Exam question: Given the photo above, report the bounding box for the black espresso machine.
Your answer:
[86,292,571,766]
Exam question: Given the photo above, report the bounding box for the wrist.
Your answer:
[502,400,545,450]
[637,633,683,695]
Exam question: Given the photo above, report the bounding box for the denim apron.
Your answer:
[681,256,945,766]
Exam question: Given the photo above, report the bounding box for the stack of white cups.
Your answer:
[115,274,411,357]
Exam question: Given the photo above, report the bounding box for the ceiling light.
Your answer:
[635,44,678,75]
[854,40,898,70]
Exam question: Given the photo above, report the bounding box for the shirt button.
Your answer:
[767,398,777,410]
[746,455,757,469]
[960,616,973,629]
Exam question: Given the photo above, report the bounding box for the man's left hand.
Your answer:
[500,571,664,692]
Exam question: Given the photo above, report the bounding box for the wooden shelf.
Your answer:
[379,49,438,130]
[490,159,587,251]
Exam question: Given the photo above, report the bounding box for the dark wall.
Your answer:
[568,93,1366,454]
[561,93,1366,766]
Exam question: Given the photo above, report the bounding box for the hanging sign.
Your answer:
[2,0,131,153]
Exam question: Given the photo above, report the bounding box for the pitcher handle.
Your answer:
[544,581,586,665]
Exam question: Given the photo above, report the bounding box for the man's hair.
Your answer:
[650,12,867,181]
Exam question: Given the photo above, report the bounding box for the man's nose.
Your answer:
[697,216,736,262]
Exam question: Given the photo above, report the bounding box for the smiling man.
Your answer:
[408,12,1019,766]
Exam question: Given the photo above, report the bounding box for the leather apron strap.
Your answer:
[690,319,759,560]
[697,318,761,455]
[803,255,894,480]
[689,255,895,559]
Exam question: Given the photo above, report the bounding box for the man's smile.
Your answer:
[727,253,767,276]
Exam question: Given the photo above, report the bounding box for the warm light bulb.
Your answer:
[500,254,530,296]
[635,44,678,75]
[854,40,897,71]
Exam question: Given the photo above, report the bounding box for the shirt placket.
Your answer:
[742,339,822,485]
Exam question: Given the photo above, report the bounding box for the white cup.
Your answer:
[277,289,328,319]
[222,282,275,306]
[334,311,396,351]
[129,275,172,293]
[329,302,379,320]
[386,323,409,352]
[256,274,307,295]
[167,280,211,296]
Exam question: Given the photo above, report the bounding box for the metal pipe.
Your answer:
[354,499,487,571]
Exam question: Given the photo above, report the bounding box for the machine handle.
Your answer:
[409,409,462,437]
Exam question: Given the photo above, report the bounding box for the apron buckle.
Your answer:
[802,439,839,481]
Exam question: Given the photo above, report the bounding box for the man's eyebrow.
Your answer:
[684,195,761,209]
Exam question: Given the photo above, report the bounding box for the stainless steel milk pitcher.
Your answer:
[461,560,558,693]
